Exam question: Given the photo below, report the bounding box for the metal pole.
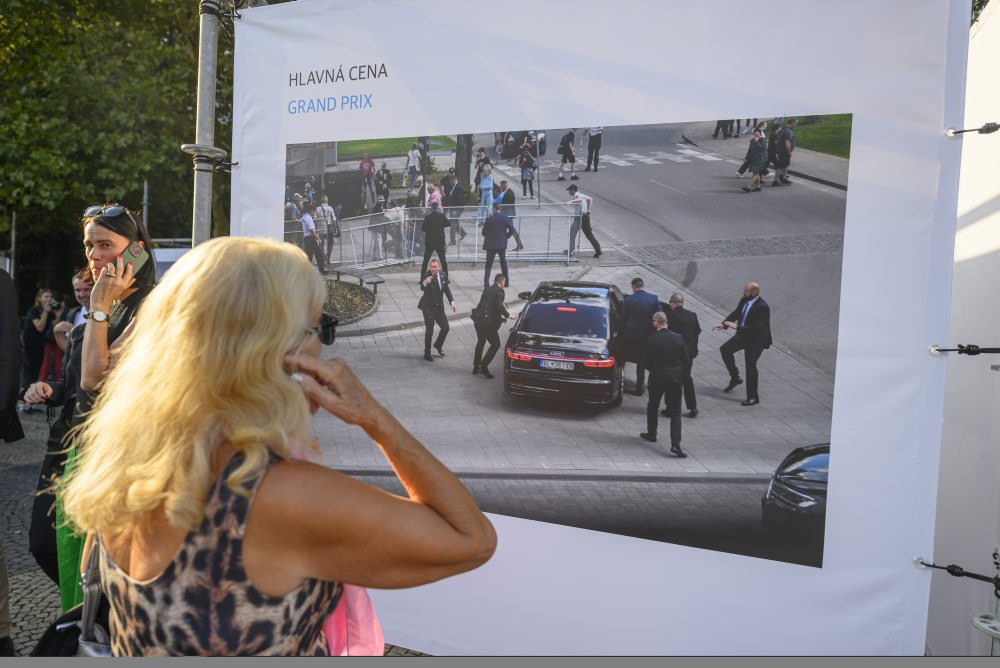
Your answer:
[142,179,149,230]
[536,130,542,208]
[191,0,221,245]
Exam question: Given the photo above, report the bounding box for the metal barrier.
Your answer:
[285,203,584,270]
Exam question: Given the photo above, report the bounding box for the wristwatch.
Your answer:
[84,310,109,322]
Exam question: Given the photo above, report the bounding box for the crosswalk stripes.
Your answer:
[494,146,730,174]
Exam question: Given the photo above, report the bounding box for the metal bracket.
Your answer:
[945,122,999,138]
[913,556,929,569]
[181,144,236,174]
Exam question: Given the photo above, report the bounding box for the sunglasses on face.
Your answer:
[307,313,338,345]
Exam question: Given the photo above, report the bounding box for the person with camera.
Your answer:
[22,288,57,385]
[471,273,510,379]
[58,237,495,656]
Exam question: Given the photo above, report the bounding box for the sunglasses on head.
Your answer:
[84,204,128,218]
[308,313,338,345]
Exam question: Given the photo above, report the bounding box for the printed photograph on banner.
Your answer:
[283,116,851,568]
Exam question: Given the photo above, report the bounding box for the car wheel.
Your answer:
[609,367,624,407]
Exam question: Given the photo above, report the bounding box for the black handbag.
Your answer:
[31,540,111,657]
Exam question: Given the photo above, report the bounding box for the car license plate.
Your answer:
[541,359,574,371]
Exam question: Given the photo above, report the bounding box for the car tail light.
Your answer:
[555,306,577,312]
[583,357,616,368]
[506,348,532,361]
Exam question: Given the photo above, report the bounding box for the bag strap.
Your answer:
[79,538,103,642]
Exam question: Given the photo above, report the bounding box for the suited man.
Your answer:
[639,311,690,458]
[492,179,514,217]
[445,175,467,245]
[471,273,510,379]
[714,281,772,406]
[420,202,451,277]
[664,292,702,417]
[417,258,456,361]
[481,203,519,289]
[621,277,660,395]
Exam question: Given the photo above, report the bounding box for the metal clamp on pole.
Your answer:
[945,121,999,137]
[928,344,1000,355]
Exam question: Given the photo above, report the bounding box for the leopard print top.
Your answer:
[98,454,342,656]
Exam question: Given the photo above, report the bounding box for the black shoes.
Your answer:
[594,250,602,258]
[570,174,580,180]
[670,443,687,458]
[423,352,434,362]
[741,397,760,406]
[434,345,446,357]
[629,387,644,396]
[472,366,479,375]
[639,432,656,443]
[724,377,743,392]
[480,369,494,379]
[685,409,699,418]
[584,166,591,172]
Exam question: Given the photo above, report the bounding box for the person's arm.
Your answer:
[585,194,593,212]
[252,356,496,589]
[444,281,456,312]
[80,256,135,392]
[32,306,51,332]
[53,320,73,352]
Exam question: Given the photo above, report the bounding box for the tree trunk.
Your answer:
[455,134,474,187]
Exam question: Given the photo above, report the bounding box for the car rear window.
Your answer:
[521,302,608,338]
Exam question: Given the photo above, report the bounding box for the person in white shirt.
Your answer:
[314,195,339,265]
[299,201,327,274]
[564,184,602,258]
[582,127,604,172]
[406,143,422,188]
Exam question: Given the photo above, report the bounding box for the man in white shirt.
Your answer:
[582,126,604,172]
[300,201,328,274]
[314,195,340,265]
[564,184,602,258]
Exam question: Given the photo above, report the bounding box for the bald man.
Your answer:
[713,282,772,406]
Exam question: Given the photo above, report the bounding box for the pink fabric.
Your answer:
[323,583,385,656]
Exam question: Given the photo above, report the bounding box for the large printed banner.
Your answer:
[231,0,969,655]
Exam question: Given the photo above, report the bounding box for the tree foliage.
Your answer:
[0,0,235,304]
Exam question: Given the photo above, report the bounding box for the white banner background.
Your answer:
[232,0,970,654]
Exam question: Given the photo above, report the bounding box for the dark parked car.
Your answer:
[503,281,625,406]
[761,443,829,534]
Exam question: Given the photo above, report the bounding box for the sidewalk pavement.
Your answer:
[682,120,849,190]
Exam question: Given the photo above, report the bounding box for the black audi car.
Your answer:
[761,443,830,534]
[503,281,625,406]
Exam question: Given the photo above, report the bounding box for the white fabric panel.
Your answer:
[231,0,969,654]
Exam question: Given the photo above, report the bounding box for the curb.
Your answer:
[335,465,771,484]
[337,264,594,338]
[681,133,848,192]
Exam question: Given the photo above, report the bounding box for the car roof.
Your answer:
[532,281,618,302]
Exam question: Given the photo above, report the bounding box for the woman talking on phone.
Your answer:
[55,204,157,611]
[59,237,496,656]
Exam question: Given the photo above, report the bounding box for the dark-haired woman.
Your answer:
[55,204,157,610]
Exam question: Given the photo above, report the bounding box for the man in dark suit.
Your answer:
[481,203,519,289]
[471,273,510,379]
[640,311,690,458]
[493,179,514,218]
[420,202,451,277]
[664,292,701,417]
[417,258,457,361]
[714,281,772,406]
[445,175,467,246]
[621,277,659,395]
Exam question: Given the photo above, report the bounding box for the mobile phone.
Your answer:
[122,241,150,275]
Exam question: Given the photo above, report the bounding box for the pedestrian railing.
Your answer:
[284,203,586,271]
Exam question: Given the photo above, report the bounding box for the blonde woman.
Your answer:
[60,237,496,656]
